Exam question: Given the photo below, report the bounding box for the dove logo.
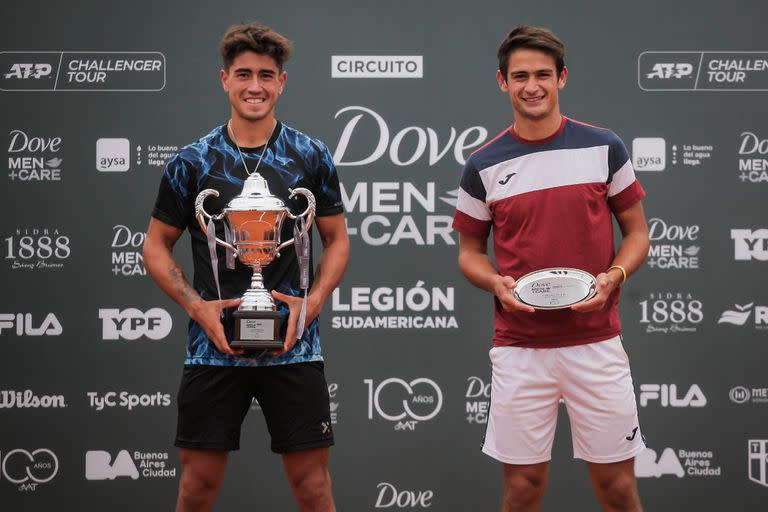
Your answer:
[647,218,700,269]
[635,448,685,478]
[6,129,63,182]
[718,303,768,328]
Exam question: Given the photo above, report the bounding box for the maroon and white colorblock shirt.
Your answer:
[453,117,645,348]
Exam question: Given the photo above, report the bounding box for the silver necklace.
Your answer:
[228,119,276,176]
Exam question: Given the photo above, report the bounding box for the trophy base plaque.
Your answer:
[232,310,283,350]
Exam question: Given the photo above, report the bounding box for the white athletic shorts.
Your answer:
[482,335,645,464]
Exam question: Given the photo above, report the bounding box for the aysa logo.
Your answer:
[0,313,62,336]
[647,217,700,269]
[96,138,130,172]
[4,63,52,80]
[0,449,59,492]
[111,225,146,276]
[86,391,171,411]
[98,308,172,340]
[0,390,66,409]
[332,56,423,78]
[7,129,62,181]
[375,482,434,509]
[738,132,768,183]
[331,282,456,329]
[5,227,71,271]
[332,106,487,167]
[365,378,443,431]
[632,137,666,171]
[718,303,768,329]
[646,63,694,79]
[465,376,490,424]
[639,292,703,334]
[749,440,768,487]
[85,450,176,480]
[639,384,707,407]
[341,182,456,246]
[730,386,768,404]
[636,447,720,478]
[732,229,768,261]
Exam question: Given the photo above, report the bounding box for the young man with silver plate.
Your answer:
[452,26,650,511]
[143,23,348,511]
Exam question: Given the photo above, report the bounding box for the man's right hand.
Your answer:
[492,275,536,313]
[187,299,244,355]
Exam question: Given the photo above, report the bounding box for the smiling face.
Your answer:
[220,50,286,124]
[497,48,567,123]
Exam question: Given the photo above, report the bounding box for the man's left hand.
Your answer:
[570,271,620,313]
[269,290,320,355]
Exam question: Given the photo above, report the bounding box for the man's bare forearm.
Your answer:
[144,241,202,316]
[307,238,350,309]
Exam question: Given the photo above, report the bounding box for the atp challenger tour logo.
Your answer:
[0,51,166,91]
[7,129,62,181]
[331,282,456,329]
[647,218,700,269]
[365,378,443,431]
[639,51,768,91]
[638,292,703,334]
[0,449,59,492]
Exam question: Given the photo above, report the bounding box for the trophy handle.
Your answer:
[195,189,237,253]
[277,187,316,252]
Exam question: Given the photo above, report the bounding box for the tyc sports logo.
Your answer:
[374,482,434,509]
[732,229,768,261]
[465,376,490,424]
[0,449,59,492]
[331,282,457,329]
[0,313,62,337]
[635,447,721,478]
[98,308,172,340]
[7,129,62,182]
[647,218,700,269]
[749,440,768,487]
[86,391,171,411]
[717,303,768,330]
[85,450,176,480]
[639,384,707,407]
[365,378,443,431]
[632,138,666,171]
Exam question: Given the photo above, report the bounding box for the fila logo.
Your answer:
[639,384,707,407]
[646,63,693,79]
[498,173,516,185]
[4,63,52,80]
[0,313,62,336]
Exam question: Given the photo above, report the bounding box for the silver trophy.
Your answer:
[195,172,315,349]
[513,268,597,310]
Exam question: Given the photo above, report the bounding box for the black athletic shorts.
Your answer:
[174,361,334,453]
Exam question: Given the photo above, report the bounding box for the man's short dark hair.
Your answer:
[497,26,565,79]
[219,23,293,70]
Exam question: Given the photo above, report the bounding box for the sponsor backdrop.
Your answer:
[1,0,766,510]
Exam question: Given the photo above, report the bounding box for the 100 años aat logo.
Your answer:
[365,378,443,431]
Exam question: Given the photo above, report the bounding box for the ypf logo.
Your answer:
[98,308,172,340]
[732,229,768,261]
[365,378,443,431]
[4,63,52,80]
[96,138,130,172]
[632,137,666,171]
[1,449,59,492]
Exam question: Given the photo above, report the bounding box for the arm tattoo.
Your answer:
[168,265,199,303]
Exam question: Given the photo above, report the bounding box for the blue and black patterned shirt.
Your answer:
[152,122,344,366]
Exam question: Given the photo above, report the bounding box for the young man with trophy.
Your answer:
[452,26,650,511]
[143,23,348,512]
